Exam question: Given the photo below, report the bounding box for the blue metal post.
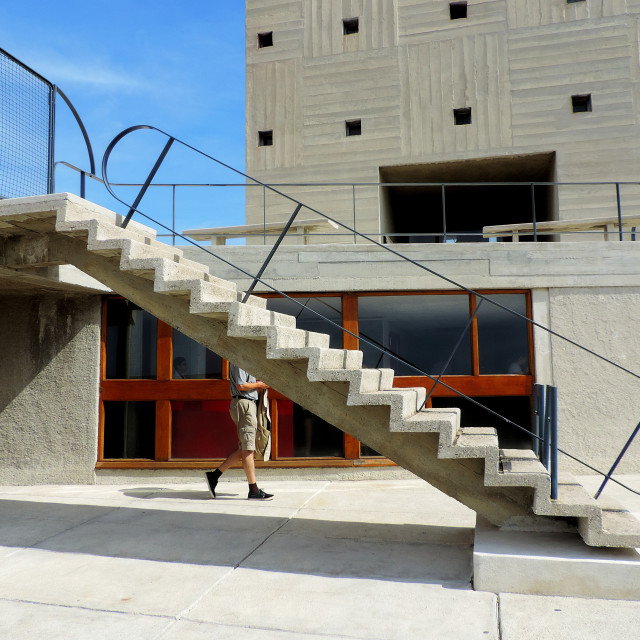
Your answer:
[533,384,545,457]
[541,385,551,470]
[595,419,640,499]
[547,385,558,500]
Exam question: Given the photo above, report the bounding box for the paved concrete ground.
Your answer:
[1,478,640,639]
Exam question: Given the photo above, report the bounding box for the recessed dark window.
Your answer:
[258,32,273,48]
[345,119,362,136]
[571,94,592,113]
[453,107,472,125]
[450,2,468,19]
[258,130,273,146]
[343,17,359,35]
[567,0,585,4]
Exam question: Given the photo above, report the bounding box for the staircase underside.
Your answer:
[2,193,639,548]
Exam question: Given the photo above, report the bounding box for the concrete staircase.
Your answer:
[2,193,639,548]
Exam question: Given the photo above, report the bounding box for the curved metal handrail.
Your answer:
[54,87,96,177]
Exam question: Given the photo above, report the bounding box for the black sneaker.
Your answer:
[205,471,219,499]
[248,488,273,501]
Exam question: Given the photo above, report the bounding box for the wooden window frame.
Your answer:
[98,290,534,469]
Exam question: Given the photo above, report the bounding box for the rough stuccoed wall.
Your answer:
[549,287,640,474]
[0,294,101,484]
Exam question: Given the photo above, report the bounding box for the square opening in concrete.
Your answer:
[450,2,468,19]
[345,119,362,136]
[572,94,592,113]
[258,32,273,48]
[379,152,557,244]
[258,130,273,146]
[454,107,472,125]
[343,17,359,35]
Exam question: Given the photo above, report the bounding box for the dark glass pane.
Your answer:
[276,400,344,458]
[103,401,155,459]
[171,400,237,458]
[172,330,223,379]
[266,296,343,349]
[477,294,530,374]
[105,299,157,379]
[432,396,532,449]
[360,444,382,457]
[358,295,472,376]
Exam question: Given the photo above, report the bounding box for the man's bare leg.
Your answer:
[241,449,256,484]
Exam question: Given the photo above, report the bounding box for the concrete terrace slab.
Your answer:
[1,479,640,639]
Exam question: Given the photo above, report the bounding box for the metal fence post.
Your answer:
[616,182,623,241]
[531,183,537,242]
[441,184,447,243]
[242,202,303,302]
[121,137,175,229]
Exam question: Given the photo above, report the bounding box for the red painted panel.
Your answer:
[276,400,294,457]
[170,400,238,459]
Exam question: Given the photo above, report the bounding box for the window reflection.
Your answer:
[276,401,344,457]
[476,294,529,374]
[172,330,222,379]
[105,299,157,379]
[266,296,343,349]
[358,295,472,376]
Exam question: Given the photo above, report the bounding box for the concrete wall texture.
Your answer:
[0,294,101,484]
[245,0,640,234]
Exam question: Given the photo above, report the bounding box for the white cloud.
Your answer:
[23,52,145,92]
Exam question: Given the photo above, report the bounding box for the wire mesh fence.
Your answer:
[0,48,54,199]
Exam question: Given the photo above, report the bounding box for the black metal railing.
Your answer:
[0,47,95,199]
[65,123,640,501]
[56,162,640,245]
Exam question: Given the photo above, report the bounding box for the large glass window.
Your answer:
[266,296,343,349]
[477,294,530,374]
[105,299,157,379]
[358,294,472,376]
[172,330,223,379]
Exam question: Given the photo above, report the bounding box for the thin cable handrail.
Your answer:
[97,132,640,498]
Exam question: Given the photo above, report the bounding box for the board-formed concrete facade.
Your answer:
[245,0,640,236]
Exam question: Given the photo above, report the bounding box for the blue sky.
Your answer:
[0,1,247,234]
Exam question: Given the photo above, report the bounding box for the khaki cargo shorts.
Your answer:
[229,398,257,451]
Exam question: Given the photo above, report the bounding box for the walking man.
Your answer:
[205,363,274,500]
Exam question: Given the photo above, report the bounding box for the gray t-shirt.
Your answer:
[229,364,258,400]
